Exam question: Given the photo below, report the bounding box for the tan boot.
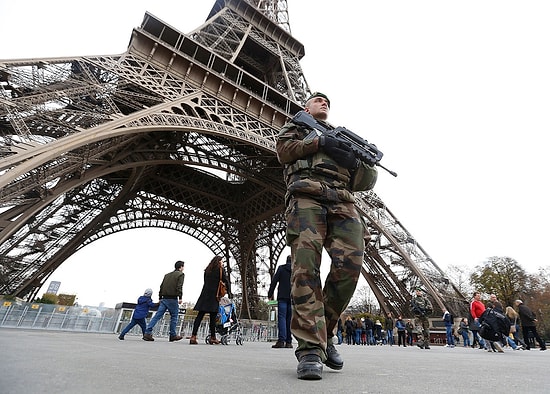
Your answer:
[189,335,198,345]
[210,336,220,345]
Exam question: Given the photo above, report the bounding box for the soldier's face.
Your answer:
[305,97,330,120]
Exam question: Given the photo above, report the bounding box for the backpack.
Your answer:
[479,308,509,341]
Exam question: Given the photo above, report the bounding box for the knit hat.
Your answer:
[306,92,330,108]
[144,288,153,296]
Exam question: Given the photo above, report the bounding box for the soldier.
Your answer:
[410,288,433,349]
[276,92,378,380]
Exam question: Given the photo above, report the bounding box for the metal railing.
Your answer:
[0,300,278,343]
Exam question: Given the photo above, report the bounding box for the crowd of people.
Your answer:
[327,291,546,354]
[338,314,414,346]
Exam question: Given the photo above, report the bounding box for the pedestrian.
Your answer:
[374,319,383,344]
[142,261,185,342]
[385,312,394,346]
[488,294,522,351]
[458,317,471,347]
[344,316,354,345]
[336,317,343,345]
[354,316,363,345]
[360,318,367,345]
[118,288,157,340]
[276,92,378,380]
[268,255,293,349]
[189,256,230,345]
[442,308,455,348]
[470,291,489,351]
[505,305,525,347]
[364,316,375,345]
[515,299,546,351]
[395,315,406,347]
[405,319,414,346]
[410,288,433,349]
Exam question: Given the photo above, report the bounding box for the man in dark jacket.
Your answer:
[268,256,292,349]
[515,299,546,351]
[143,261,185,342]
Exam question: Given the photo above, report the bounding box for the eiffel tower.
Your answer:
[0,0,468,319]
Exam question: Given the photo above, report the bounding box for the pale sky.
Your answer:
[1,1,549,307]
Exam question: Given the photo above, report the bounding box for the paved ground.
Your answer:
[1,328,549,393]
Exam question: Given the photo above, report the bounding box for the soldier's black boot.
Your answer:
[324,341,344,370]
[297,354,323,380]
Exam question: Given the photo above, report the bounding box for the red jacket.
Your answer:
[470,300,486,319]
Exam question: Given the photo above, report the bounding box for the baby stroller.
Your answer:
[206,297,243,345]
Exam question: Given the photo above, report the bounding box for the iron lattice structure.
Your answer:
[0,0,468,319]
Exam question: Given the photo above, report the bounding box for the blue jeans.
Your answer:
[366,329,374,345]
[120,317,146,337]
[461,330,471,347]
[474,331,486,348]
[506,335,518,349]
[145,299,179,337]
[277,299,292,343]
[445,326,455,345]
[387,329,394,345]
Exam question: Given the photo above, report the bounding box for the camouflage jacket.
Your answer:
[276,120,377,203]
[411,295,433,317]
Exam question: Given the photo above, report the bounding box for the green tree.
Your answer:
[37,293,58,304]
[470,256,528,307]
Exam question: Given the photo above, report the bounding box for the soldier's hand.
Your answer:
[318,135,357,169]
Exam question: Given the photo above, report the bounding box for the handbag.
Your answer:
[216,266,227,300]
[510,318,517,333]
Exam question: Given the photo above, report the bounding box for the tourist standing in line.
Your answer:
[385,312,395,346]
[395,315,406,347]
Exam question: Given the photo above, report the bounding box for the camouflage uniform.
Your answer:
[276,117,377,362]
[410,291,433,348]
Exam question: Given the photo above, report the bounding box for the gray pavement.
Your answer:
[1,328,549,393]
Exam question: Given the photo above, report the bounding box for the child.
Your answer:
[118,288,157,340]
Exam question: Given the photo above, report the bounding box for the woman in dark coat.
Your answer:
[189,256,230,345]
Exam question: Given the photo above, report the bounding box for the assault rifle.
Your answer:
[411,299,432,317]
[411,300,427,317]
[292,111,397,177]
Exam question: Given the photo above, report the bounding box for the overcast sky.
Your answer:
[1,1,549,307]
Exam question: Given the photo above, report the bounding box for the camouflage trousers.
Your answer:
[285,196,365,361]
[414,315,430,346]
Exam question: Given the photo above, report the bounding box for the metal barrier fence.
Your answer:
[0,300,278,343]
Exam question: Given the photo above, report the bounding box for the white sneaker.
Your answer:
[493,342,504,352]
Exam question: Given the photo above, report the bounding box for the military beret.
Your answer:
[306,92,330,108]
